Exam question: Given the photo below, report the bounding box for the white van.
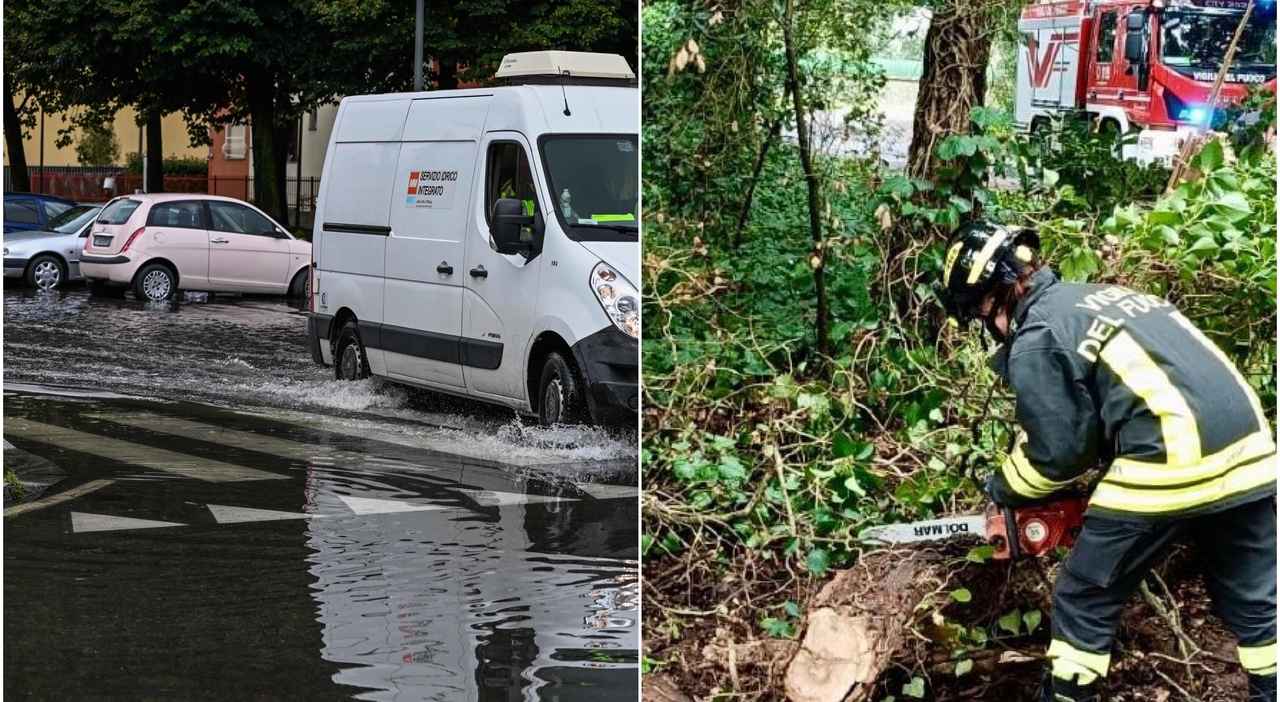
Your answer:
[307,51,639,426]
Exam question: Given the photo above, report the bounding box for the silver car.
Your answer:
[3,204,104,290]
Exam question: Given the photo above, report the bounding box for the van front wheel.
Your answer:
[538,352,586,426]
[334,320,370,381]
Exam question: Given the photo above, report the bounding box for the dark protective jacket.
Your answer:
[988,268,1276,519]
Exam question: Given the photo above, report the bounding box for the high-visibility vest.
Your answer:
[992,268,1275,519]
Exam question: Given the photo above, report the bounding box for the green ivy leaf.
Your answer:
[955,658,974,677]
[997,609,1022,636]
[966,545,997,563]
[902,676,927,698]
[1023,609,1043,634]
[805,548,830,575]
[950,588,972,603]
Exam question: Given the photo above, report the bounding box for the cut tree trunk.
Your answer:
[784,549,949,702]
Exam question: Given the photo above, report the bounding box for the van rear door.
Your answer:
[381,96,491,390]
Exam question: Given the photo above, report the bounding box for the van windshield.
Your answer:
[540,135,639,241]
[1160,9,1277,73]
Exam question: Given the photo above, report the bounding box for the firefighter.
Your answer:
[939,220,1277,702]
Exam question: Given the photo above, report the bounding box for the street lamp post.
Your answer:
[414,0,424,92]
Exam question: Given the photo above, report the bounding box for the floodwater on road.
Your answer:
[3,285,639,701]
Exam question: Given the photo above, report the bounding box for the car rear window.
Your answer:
[43,205,102,233]
[98,198,141,225]
[5,199,40,224]
[44,201,73,218]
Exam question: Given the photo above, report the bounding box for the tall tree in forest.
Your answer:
[783,0,831,365]
[906,0,1009,187]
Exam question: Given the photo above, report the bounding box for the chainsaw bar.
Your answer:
[859,515,987,546]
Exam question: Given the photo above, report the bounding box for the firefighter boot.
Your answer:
[1038,670,1102,702]
[1248,673,1277,702]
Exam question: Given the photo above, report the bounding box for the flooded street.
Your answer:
[3,285,639,701]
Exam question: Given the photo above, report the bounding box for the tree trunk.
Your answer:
[782,0,829,368]
[784,550,950,702]
[734,114,785,250]
[145,111,164,193]
[247,78,290,225]
[906,0,998,186]
[4,78,31,192]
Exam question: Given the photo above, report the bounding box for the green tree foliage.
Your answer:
[74,121,121,166]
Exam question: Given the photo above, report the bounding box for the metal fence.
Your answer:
[4,168,320,224]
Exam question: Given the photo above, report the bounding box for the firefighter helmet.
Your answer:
[940,221,1040,323]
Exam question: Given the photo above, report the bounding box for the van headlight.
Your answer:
[591,262,639,339]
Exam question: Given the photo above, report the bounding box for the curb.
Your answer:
[3,440,67,509]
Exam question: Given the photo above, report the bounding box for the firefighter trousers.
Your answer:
[1046,497,1277,687]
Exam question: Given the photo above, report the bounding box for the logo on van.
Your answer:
[405,169,459,210]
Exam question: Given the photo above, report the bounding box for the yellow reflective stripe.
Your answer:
[1092,449,1276,514]
[965,229,1010,285]
[590,213,635,221]
[522,199,535,215]
[1240,642,1278,675]
[1099,331,1201,466]
[1107,430,1276,487]
[1048,639,1111,684]
[1001,441,1073,498]
[943,241,965,284]
[1170,311,1270,433]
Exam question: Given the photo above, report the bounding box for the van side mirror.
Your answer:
[490,198,535,255]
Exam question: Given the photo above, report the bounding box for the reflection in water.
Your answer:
[304,465,637,701]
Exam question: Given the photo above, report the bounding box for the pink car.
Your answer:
[80,194,312,302]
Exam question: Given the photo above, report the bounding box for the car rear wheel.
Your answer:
[288,267,310,298]
[26,254,65,291]
[538,351,587,426]
[334,320,370,381]
[133,262,177,302]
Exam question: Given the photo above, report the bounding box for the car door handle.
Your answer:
[469,266,488,279]
[211,238,230,244]
[437,262,453,275]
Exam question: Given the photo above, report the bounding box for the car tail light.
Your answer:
[83,235,92,251]
[120,227,146,252]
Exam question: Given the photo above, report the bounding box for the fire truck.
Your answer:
[1015,0,1277,163]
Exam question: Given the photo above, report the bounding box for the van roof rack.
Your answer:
[496,51,637,87]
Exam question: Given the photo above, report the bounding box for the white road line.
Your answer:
[574,483,637,500]
[71,512,186,533]
[459,489,577,507]
[4,479,115,518]
[4,419,285,483]
[338,496,454,515]
[207,504,318,524]
[87,413,336,463]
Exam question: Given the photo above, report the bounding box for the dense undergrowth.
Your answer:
[641,1,1276,697]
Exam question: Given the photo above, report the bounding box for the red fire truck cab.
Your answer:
[1016,0,1277,163]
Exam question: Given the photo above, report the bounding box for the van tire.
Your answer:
[133,262,177,302]
[538,352,586,426]
[288,267,310,298]
[27,254,66,291]
[334,320,370,381]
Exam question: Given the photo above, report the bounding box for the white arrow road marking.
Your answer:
[338,496,453,516]
[207,504,317,524]
[5,419,285,483]
[574,483,637,500]
[458,489,577,507]
[71,512,186,533]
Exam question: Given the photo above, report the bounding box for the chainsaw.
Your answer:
[859,497,1088,560]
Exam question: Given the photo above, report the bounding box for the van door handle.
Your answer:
[437,263,453,275]
[469,266,488,279]
[211,238,230,244]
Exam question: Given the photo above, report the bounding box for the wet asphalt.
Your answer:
[3,283,639,701]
